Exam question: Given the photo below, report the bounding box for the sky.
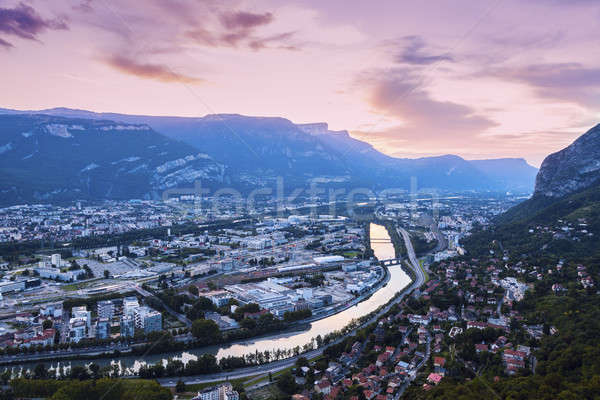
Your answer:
[1,0,600,166]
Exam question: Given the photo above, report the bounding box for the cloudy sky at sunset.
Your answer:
[2,0,600,166]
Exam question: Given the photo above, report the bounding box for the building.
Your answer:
[40,302,63,319]
[71,306,91,331]
[207,291,232,307]
[123,296,140,317]
[120,315,135,338]
[20,329,55,348]
[97,300,115,319]
[297,288,313,300]
[96,318,110,339]
[221,383,239,400]
[143,310,162,333]
[193,383,239,400]
[0,280,25,294]
[133,306,162,333]
[313,255,344,265]
[195,386,220,400]
[34,267,85,282]
[51,253,61,267]
[69,320,86,343]
[205,312,240,331]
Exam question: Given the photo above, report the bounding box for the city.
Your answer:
[2,0,600,399]
[0,192,528,399]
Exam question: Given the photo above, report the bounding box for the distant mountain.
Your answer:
[469,158,538,192]
[0,108,539,204]
[0,114,224,205]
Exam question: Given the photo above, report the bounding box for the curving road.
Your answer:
[397,227,419,272]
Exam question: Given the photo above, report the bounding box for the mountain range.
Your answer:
[0,107,538,205]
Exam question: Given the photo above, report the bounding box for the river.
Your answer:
[9,223,410,374]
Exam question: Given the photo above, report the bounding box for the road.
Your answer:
[159,225,428,387]
[134,284,193,328]
[0,343,132,364]
[397,227,419,272]
[430,222,447,254]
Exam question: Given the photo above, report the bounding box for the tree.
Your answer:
[69,365,90,380]
[295,357,309,368]
[176,379,186,393]
[33,363,47,379]
[191,319,222,344]
[0,370,10,385]
[89,363,100,379]
[42,319,53,330]
[103,270,110,279]
[276,371,298,394]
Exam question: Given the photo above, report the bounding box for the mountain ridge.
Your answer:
[0,114,225,205]
[534,123,600,198]
[0,108,539,205]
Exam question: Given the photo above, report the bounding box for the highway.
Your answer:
[397,227,420,273]
[0,343,132,364]
[429,222,447,254]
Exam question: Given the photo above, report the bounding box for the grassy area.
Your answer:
[183,375,263,392]
[247,383,286,400]
[61,280,95,291]
[244,354,324,387]
[418,259,430,282]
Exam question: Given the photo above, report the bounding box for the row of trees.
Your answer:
[8,378,171,400]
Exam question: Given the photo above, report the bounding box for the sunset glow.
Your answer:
[2,0,600,165]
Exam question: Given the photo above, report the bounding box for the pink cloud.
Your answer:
[103,55,202,84]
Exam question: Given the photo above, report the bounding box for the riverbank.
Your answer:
[2,223,413,378]
[0,264,391,369]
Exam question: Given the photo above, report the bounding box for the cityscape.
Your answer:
[1,0,600,399]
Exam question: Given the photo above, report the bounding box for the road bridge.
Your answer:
[379,258,402,266]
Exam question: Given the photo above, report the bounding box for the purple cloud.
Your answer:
[396,36,453,65]
[186,10,295,51]
[72,0,94,13]
[487,63,600,107]
[219,11,273,30]
[0,37,13,49]
[0,2,68,48]
[249,31,296,51]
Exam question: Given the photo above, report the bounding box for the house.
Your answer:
[476,344,489,353]
[433,357,446,368]
[376,352,390,367]
[427,373,443,385]
[466,321,487,330]
[315,380,332,395]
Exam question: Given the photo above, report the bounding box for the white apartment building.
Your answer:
[97,300,115,319]
[123,296,140,317]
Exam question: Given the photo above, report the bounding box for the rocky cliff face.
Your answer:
[535,124,600,198]
[0,114,225,205]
